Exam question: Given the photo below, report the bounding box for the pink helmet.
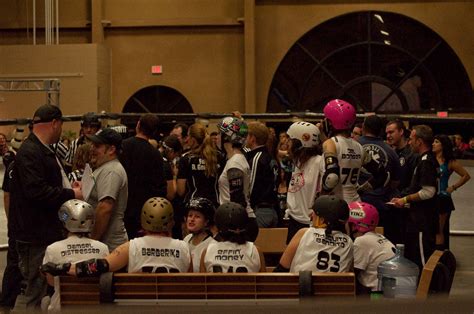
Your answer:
[348,201,379,233]
[323,99,356,131]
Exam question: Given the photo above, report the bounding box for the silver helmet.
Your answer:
[58,199,95,233]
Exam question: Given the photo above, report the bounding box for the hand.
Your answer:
[40,262,71,276]
[232,111,243,119]
[390,197,405,208]
[446,186,454,194]
[73,186,83,200]
[72,180,82,189]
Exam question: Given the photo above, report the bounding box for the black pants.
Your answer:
[404,230,435,271]
[0,237,22,307]
[286,216,309,244]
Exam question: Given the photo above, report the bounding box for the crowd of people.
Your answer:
[0,100,471,310]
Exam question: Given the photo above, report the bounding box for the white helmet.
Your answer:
[287,121,320,148]
[58,199,95,233]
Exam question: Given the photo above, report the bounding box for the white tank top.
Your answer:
[184,233,216,273]
[128,235,191,273]
[286,155,324,225]
[331,135,365,203]
[43,235,109,264]
[204,241,260,273]
[290,227,353,273]
[354,232,396,290]
[218,153,255,218]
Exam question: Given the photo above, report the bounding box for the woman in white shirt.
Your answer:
[183,197,216,272]
[285,121,324,243]
[217,117,258,242]
[200,202,265,273]
[276,195,353,274]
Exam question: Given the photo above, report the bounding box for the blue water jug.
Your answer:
[377,244,419,298]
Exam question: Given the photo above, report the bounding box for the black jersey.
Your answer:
[177,152,224,207]
[396,145,419,193]
[245,146,278,209]
[404,151,439,233]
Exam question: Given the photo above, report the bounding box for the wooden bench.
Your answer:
[416,250,456,299]
[255,228,288,271]
[59,272,355,305]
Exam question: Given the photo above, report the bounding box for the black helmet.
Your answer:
[313,195,349,226]
[81,112,101,128]
[185,197,216,225]
[215,202,248,233]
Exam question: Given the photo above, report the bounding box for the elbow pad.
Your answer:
[273,263,290,273]
[75,258,110,277]
[322,153,340,191]
[40,262,72,277]
[418,186,436,200]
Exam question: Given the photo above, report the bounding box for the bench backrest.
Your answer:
[59,272,355,305]
[254,228,288,254]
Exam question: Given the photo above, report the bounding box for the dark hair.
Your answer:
[434,134,455,164]
[216,230,247,245]
[138,114,159,137]
[363,115,385,138]
[387,119,409,139]
[289,138,321,169]
[173,123,189,138]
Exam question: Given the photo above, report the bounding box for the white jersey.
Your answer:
[330,135,367,203]
[218,153,255,218]
[128,235,191,273]
[184,233,216,273]
[43,235,109,312]
[43,235,109,264]
[290,227,353,273]
[286,155,324,225]
[354,231,396,290]
[204,241,261,273]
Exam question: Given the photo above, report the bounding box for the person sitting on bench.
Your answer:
[41,197,192,277]
[274,195,353,273]
[42,199,109,310]
[348,201,395,294]
[200,202,266,273]
[183,197,217,272]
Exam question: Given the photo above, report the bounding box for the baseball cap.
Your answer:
[86,128,122,149]
[32,104,69,124]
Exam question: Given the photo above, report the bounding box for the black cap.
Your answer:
[81,112,101,127]
[86,128,122,149]
[313,195,349,225]
[32,104,69,124]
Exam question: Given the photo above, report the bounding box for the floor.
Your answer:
[0,161,473,312]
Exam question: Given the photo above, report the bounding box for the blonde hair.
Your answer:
[188,123,218,177]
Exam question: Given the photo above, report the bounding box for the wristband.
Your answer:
[402,196,408,204]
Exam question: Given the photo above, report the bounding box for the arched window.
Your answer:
[123,85,193,114]
[267,11,472,114]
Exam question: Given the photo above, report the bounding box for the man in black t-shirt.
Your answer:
[386,120,418,194]
[391,125,438,270]
[119,114,167,240]
[0,160,22,308]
